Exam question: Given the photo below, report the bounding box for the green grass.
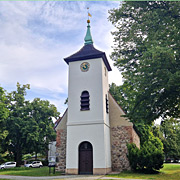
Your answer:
[0,166,63,176]
[0,164,179,180]
[106,164,180,180]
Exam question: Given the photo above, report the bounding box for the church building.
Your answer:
[55,19,140,175]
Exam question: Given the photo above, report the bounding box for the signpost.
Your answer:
[48,156,56,174]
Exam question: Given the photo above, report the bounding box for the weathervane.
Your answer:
[87,7,92,23]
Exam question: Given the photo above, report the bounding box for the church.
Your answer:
[55,19,140,175]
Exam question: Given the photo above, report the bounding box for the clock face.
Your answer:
[80,62,90,72]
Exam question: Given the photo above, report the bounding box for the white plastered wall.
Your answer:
[66,58,111,170]
[66,124,107,169]
[68,58,104,125]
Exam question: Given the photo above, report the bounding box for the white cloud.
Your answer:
[0,1,121,114]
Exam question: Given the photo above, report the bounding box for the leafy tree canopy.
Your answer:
[0,87,9,121]
[109,82,134,114]
[109,1,180,124]
[3,83,60,166]
[26,98,59,157]
[0,87,9,156]
[160,117,180,160]
[3,83,31,165]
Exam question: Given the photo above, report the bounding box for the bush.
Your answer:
[22,154,32,161]
[0,152,14,164]
[127,143,139,171]
[127,132,164,173]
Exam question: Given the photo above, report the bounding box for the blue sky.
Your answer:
[0,1,123,117]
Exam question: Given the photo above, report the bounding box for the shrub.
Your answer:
[127,143,139,171]
[127,131,164,173]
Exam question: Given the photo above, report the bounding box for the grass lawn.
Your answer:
[0,164,179,180]
[106,163,180,180]
[0,166,62,177]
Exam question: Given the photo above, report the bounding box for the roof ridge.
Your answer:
[108,91,126,115]
[54,108,68,130]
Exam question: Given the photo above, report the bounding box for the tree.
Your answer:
[4,83,60,166]
[3,83,31,166]
[109,82,135,114]
[160,118,180,161]
[0,87,9,140]
[0,87,9,161]
[109,1,180,124]
[27,98,59,159]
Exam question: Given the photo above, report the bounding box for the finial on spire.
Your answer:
[84,7,93,45]
[87,7,92,22]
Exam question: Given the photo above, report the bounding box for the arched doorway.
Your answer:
[79,141,93,174]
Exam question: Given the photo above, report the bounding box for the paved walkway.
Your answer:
[0,175,146,180]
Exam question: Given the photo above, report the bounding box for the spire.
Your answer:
[84,14,93,45]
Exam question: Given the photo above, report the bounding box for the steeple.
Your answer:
[64,18,112,71]
[84,20,93,45]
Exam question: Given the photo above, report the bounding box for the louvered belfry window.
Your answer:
[80,91,90,110]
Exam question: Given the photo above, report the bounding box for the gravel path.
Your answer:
[0,175,100,180]
[0,175,147,180]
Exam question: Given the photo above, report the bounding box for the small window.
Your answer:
[80,91,90,111]
[104,67,107,76]
[106,94,109,113]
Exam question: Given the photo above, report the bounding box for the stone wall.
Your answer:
[111,126,132,172]
[111,126,140,172]
[56,129,67,172]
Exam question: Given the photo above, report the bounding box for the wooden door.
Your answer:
[79,142,93,174]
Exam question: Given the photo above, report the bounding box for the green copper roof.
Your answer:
[84,22,93,45]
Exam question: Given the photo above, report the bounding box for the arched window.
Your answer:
[80,91,90,111]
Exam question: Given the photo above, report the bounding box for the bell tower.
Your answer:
[64,19,112,175]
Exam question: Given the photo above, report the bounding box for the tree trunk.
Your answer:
[15,145,22,167]
[35,152,37,160]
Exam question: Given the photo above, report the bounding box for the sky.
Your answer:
[0,1,123,117]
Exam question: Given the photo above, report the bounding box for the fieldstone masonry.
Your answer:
[56,129,67,172]
[111,126,140,172]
